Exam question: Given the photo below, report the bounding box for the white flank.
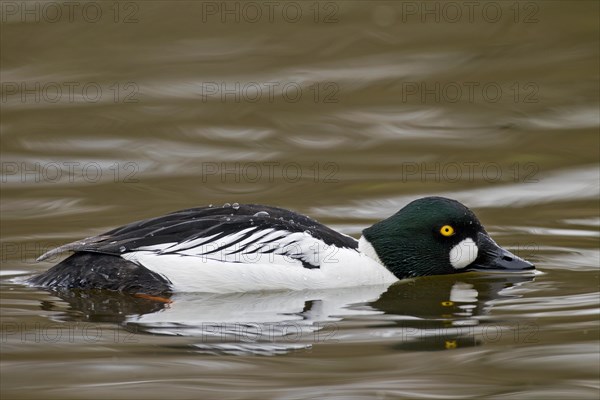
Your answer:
[121,229,397,293]
[449,238,478,269]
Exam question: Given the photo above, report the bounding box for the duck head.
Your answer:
[361,197,535,279]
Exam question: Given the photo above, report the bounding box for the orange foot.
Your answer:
[134,293,173,304]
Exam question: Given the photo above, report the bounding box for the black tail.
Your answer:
[29,252,171,295]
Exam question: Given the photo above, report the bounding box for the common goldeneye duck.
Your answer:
[29,196,534,294]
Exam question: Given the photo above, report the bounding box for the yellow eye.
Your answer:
[440,225,454,236]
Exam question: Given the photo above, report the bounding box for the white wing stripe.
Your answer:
[162,229,255,253]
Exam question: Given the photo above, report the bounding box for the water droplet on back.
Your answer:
[253,211,269,217]
[223,202,231,208]
[119,246,126,253]
[232,203,240,210]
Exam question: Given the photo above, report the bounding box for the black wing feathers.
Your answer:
[38,204,358,261]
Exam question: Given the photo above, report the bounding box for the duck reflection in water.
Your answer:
[371,273,535,351]
[37,272,534,354]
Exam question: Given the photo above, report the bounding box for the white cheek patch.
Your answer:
[449,238,478,269]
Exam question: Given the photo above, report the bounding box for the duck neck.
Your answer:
[358,236,384,266]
